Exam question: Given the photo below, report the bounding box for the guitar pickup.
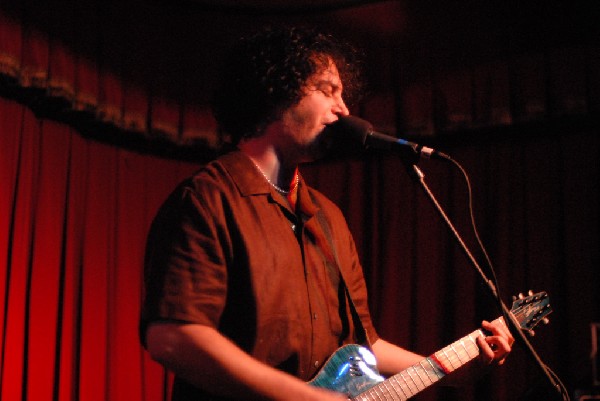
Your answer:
[348,356,364,376]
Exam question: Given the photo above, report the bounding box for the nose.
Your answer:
[334,96,350,116]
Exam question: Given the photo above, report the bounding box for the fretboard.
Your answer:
[354,329,484,401]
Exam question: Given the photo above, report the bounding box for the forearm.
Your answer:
[371,338,468,388]
[371,319,513,388]
[146,322,344,401]
[370,338,424,376]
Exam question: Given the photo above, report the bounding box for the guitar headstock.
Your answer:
[510,291,552,336]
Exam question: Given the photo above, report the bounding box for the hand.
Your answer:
[476,317,514,366]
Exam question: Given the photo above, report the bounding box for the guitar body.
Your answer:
[308,344,384,397]
[308,341,453,401]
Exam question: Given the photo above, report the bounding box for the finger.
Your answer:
[487,335,512,355]
[476,336,495,364]
[482,319,507,335]
[482,320,515,346]
[485,336,512,365]
[494,318,514,342]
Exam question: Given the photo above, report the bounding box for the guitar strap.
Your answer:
[310,195,368,347]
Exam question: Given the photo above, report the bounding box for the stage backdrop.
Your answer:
[1,1,600,401]
[2,95,600,401]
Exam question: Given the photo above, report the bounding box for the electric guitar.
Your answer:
[309,291,552,400]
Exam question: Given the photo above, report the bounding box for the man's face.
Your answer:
[277,60,350,164]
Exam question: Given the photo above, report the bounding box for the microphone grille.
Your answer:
[332,115,372,145]
[320,115,374,159]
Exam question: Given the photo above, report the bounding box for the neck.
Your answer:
[239,138,297,190]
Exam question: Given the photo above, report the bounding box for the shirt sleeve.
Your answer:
[140,180,230,345]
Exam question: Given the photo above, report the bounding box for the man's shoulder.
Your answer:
[305,185,336,208]
[184,150,246,190]
[304,185,347,224]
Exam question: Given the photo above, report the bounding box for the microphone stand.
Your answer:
[396,147,568,401]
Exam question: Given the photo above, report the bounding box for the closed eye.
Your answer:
[315,81,342,98]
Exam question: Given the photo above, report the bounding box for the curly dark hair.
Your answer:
[211,25,364,144]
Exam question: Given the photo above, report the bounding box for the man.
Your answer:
[140,26,513,401]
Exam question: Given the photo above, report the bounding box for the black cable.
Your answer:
[444,155,501,303]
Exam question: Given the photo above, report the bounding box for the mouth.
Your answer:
[318,118,366,159]
[316,123,338,151]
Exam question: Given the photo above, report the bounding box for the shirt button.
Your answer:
[313,313,318,320]
[314,361,320,368]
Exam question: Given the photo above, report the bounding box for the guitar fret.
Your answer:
[430,353,450,375]
[374,382,389,401]
[405,369,419,389]
[390,376,409,400]
[450,343,466,364]
[374,380,386,401]
[468,331,481,347]
[440,348,457,370]
[406,368,425,391]
[400,371,417,395]
[424,358,444,380]
[388,376,409,400]
[419,361,437,384]
[381,379,400,401]
[404,370,419,392]
[407,371,421,394]
[364,384,377,401]
[458,339,471,359]
[464,333,481,358]
[363,386,378,401]
[412,365,430,386]
[357,391,371,401]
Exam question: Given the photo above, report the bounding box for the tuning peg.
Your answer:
[528,290,534,296]
[542,317,550,325]
[518,293,525,299]
[527,329,536,337]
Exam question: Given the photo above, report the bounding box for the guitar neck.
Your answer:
[354,329,484,401]
[348,292,551,401]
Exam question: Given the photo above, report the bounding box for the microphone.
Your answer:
[325,115,449,160]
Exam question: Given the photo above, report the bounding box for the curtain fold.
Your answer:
[1,2,600,401]
[2,81,600,401]
[0,1,221,161]
[0,98,199,401]
[3,2,600,158]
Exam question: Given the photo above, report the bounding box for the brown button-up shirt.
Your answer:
[141,151,378,400]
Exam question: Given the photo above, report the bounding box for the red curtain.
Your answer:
[3,93,599,401]
[2,1,600,401]
[0,97,200,401]
[0,0,223,156]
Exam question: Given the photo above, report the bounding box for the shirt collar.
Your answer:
[220,150,334,263]
[219,150,320,219]
[219,150,271,196]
